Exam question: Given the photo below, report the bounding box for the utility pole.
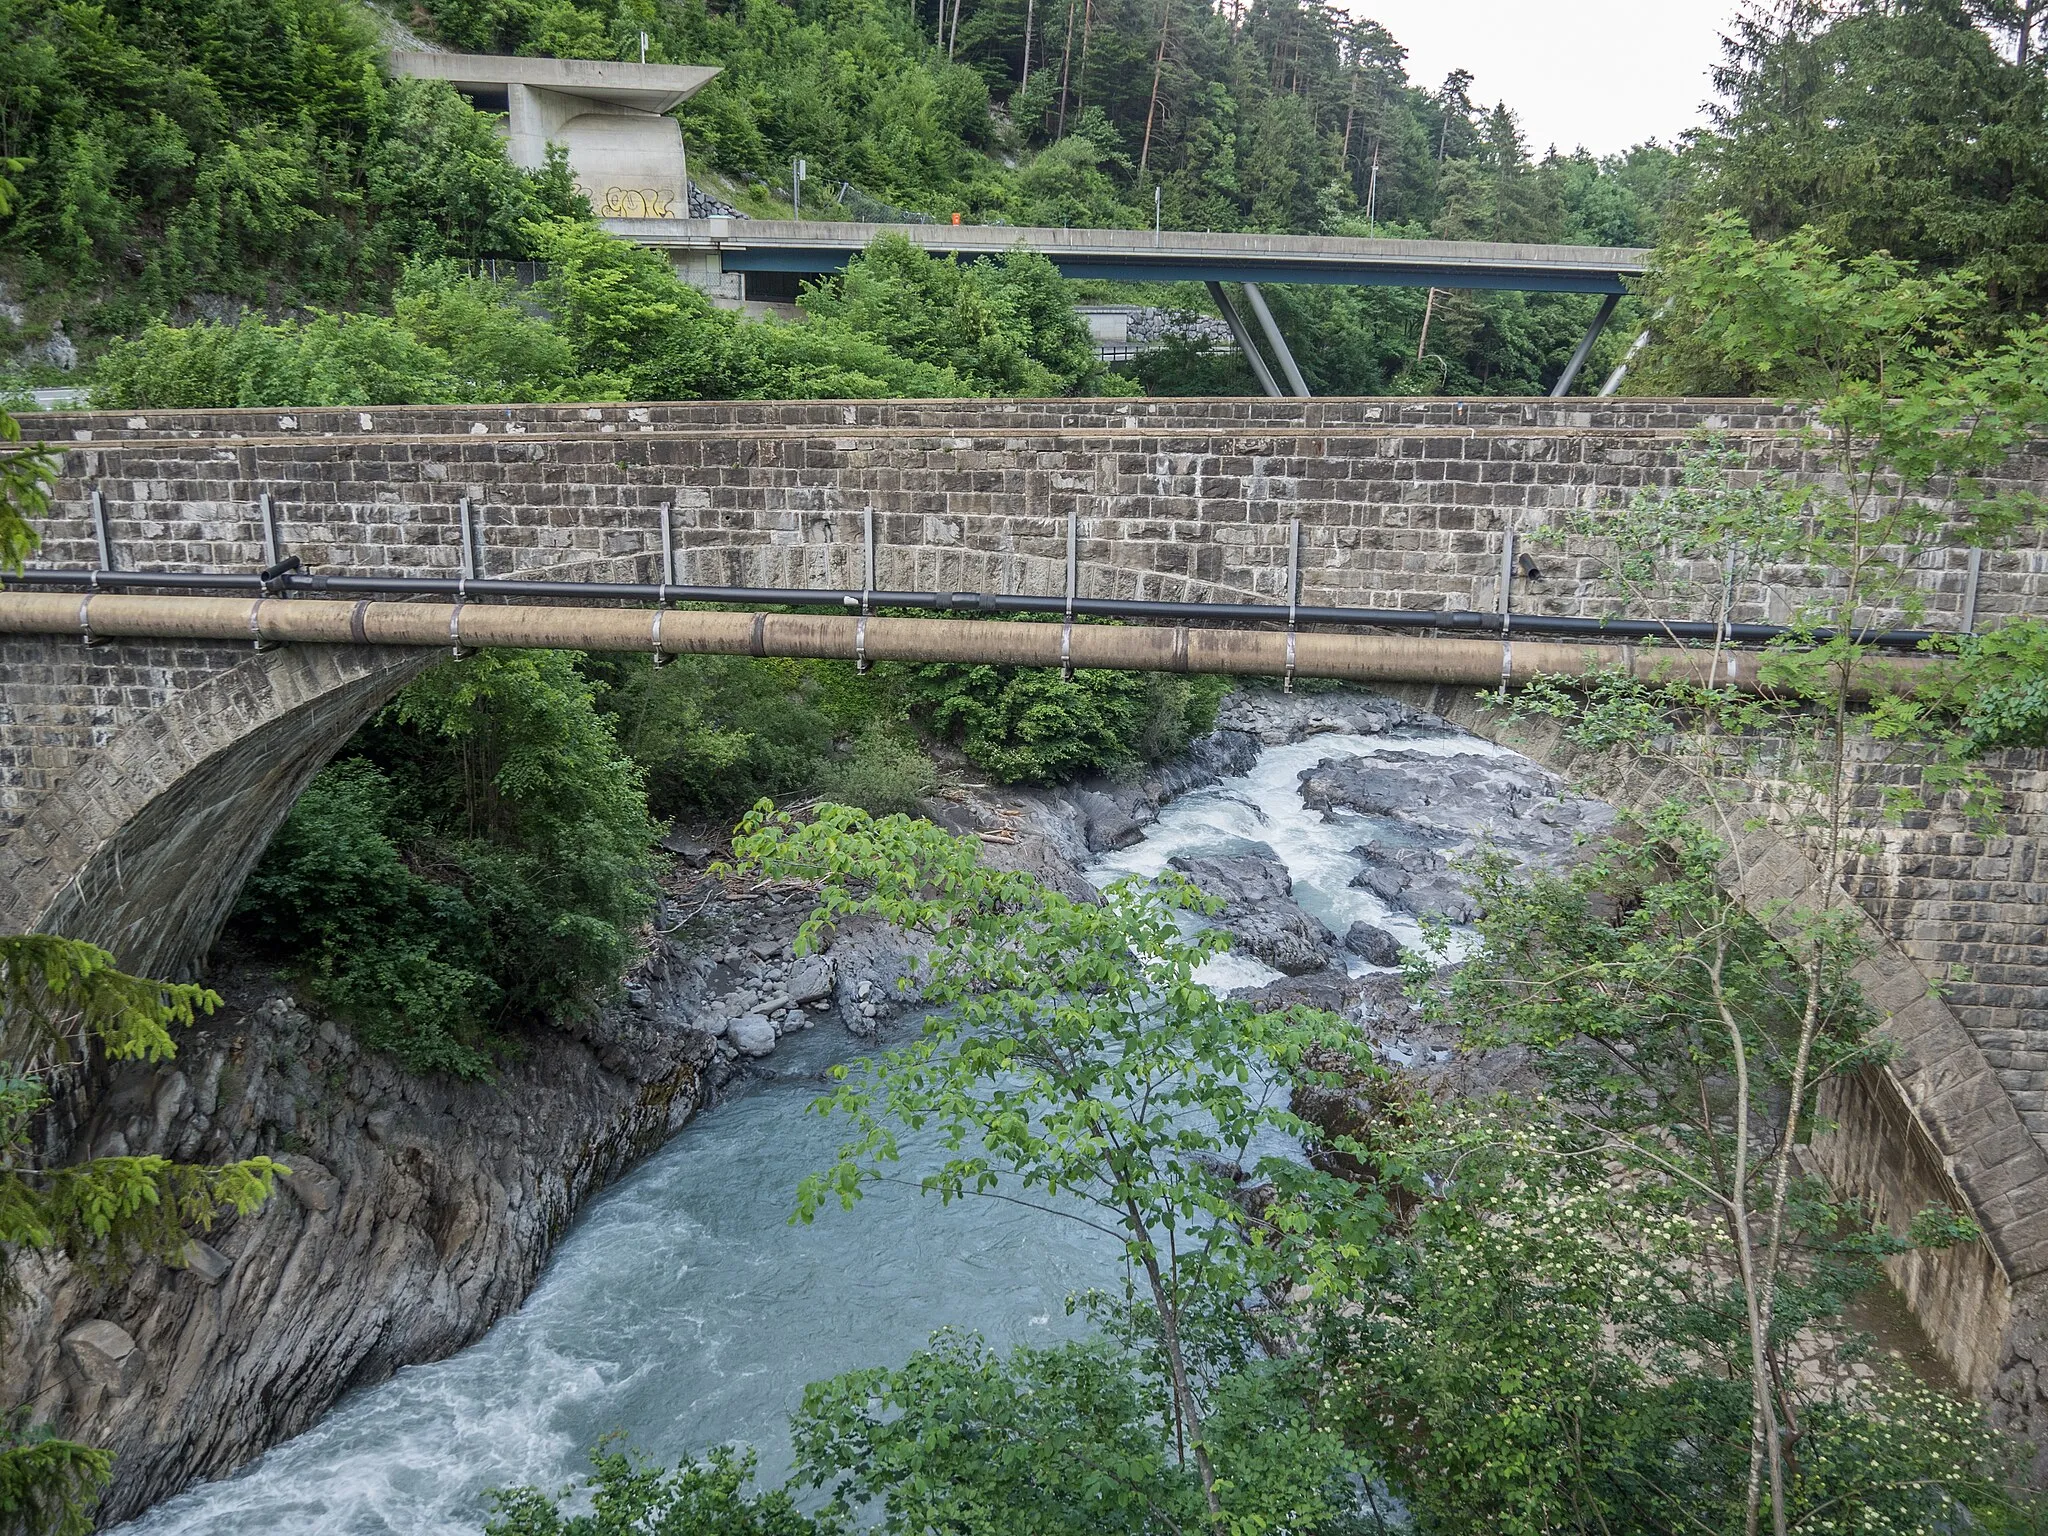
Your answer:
[792,156,806,218]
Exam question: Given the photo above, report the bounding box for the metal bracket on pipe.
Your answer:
[856,506,875,673]
[651,500,675,665]
[1283,518,1301,695]
[247,599,277,653]
[77,594,102,648]
[1498,530,1517,696]
[450,600,469,659]
[1962,547,1983,636]
[1062,507,1078,682]
[457,496,480,597]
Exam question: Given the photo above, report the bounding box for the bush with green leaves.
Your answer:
[582,652,936,820]
[0,0,585,334]
[232,651,658,1076]
[887,654,1226,785]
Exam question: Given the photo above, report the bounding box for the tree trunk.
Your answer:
[1020,0,1035,90]
[1139,0,1171,172]
[1056,0,1077,135]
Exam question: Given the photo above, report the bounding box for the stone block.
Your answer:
[64,1321,142,1394]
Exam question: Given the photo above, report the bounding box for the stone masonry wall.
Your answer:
[2,398,2043,1297]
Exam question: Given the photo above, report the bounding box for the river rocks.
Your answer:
[1347,843,1479,925]
[1168,851,1339,976]
[1219,687,1428,745]
[728,1016,778,1057]
[785,955,834,1005]
[1077,790,1148,854]
[1343,922,1405,968]
[1298,749,1610,860]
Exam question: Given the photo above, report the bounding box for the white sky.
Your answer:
[1350,0,1751,158]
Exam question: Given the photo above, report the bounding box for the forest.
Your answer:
[3,0,2044,398]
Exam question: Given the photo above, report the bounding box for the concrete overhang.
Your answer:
[387,52,720,114]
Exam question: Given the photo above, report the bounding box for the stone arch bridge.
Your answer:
[2,395,2045,1448]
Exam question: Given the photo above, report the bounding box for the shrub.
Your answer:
[887,656,1226,785]
[232,652,658,1075]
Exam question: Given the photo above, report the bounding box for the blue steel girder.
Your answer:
[718,247,1632,293]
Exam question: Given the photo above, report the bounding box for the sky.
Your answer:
[1352,0,1751,159]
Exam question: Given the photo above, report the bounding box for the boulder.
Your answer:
[1234,907,1338,975]
[279,1156,339,1214]
[64,1322,142,1394]
[179,1240,232,1285]
[1167,851,1294,906]
[1077,791,1148,854]
[729,1016,777,1057]
[1347,843,1479,925]
[786,956,835,1005]
[1343,922,1405,968]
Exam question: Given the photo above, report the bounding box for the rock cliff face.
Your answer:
[3,934,717,1528]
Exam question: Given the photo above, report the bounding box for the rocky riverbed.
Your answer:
[50,684,1627,1529]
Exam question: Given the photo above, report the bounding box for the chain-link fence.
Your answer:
[833,182,935,224]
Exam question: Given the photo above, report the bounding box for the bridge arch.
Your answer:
[0,644,426,980]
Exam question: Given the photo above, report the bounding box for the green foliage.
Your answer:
[0,937,284,1534]
[90,260,627,408]
[0,1415,113,1536]
[1687,1,2048,318]
[233,651,658,1076]
[0,0,587,333]
[730,804,1385,1518]
[486,1443,831,1536]
[0,408,48,573]
[798,235,1109,396]
[889,653,1225,785]
[584,652,936,820]
[1939,618,2048,751]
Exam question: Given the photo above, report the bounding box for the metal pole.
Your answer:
[1154,186,1162,246]
[857,505,875,672]
[659,501,676,589]
[1204,281,1282,398]
[1242,283,1311,398]
[1549,293,1620,399]
[1283,516,1300,694]
[1062,506,1079,681]
[90,490,115,573]
[260,492,281,569]
[457,497,478,585]
[1962,547,1983,635]
[1599,327,1653,397]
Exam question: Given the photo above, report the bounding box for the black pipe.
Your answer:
[0,565,1943,650]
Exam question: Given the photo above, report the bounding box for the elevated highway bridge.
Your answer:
[618,220,1651,398]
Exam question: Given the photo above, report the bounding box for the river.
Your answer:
[117,724,1512,1535]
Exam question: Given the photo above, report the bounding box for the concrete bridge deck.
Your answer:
[606,218,1648,292]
